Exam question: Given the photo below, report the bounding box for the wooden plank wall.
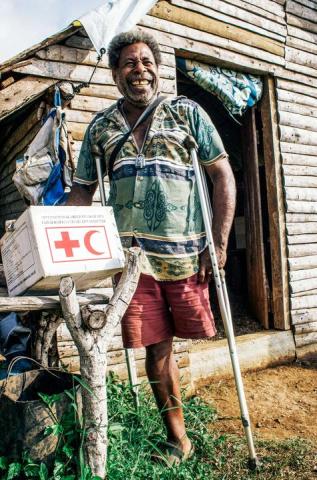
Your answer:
[278,0,317,359]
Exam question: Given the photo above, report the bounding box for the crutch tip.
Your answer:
[248,456,261,471]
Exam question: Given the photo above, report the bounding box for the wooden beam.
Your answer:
[261,76,290,330]
[148,1,285,56]
[0,76,56,121]
[0,293,110,312]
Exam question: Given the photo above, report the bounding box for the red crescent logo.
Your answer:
[84,230,105,255]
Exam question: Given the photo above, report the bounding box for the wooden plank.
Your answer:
[169,0,287,39]
[287,212,317,222]
[224,0,286,16]
[36,44,176,69]
[277,89,317,108]
[287,223,317,235]
[70,95,113,113]
[286,35,317,55]
[288,255,317,270]
[291,307,317,324]
[280,127,317,147]
[286,0,317,23]
[0,293,109,312]
[148,2,285,54]
[279,111,317,132]
[288,243,317,257]
[292,288,317,297]
[283,165,317,176]
[288,233,317,244]
[283,177,317,190]
[287,25,317,44]
[282,153,317,166]
[285,200,317,214]
[242,108,269,329]
[274,65,317,88]
[290,277,317,293]
[287,12,317,34]
[66,109,94,124]
[0,76,56,121]
[67,122,88,141]
[276,78,317,97]
[285,187,317,201]
[13,59,175,85]
[77,83,120,99]
[64,32,176,58]
[296,343,317,360]
[285,60,317,79]
[289,267,317,281]
[293,0,317,11]
[0,107,41,160]
[290,294,317,310]
[261,77,289,329]
[280,142,317,156]
[142,14,284,65]
[294,331,317,347]
[190,0,286,23]
[140,23,281,76]
[277,100,317,117]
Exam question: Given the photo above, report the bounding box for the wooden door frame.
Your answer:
[260,76,290,330]
[175,53,289,330]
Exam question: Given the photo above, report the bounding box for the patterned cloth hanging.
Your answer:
[176,57,263,116]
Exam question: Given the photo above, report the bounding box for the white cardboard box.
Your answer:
[1,206,125,296]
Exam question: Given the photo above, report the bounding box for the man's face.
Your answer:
[113,42,159,107]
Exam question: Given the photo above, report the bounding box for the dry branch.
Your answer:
[59,248,141,478]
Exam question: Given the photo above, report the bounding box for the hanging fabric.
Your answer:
[176,58,263,117]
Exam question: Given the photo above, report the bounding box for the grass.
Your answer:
[0,375,316,479]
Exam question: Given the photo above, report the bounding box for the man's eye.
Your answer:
[143,60,153,66]
[126,62,135,68]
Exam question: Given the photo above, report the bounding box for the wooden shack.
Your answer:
[0,0,317,383]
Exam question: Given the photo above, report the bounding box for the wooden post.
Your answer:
[59,248,141,479]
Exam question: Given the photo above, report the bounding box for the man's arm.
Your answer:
[199,157,236,283]
[66,183,97,206]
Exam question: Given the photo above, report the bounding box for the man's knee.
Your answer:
[146,337,173,363]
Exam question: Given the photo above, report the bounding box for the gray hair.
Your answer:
[108,29,162,69]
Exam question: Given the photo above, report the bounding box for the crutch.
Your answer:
[93,146,140,408]
[187,137,259,470]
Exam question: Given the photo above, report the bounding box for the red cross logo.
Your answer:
[54,232,80,257]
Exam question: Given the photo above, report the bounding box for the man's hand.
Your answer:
[198,246,227,283]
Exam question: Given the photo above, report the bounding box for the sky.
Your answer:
[0,0,104,63]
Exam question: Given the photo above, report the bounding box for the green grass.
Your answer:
[1,375,316,479]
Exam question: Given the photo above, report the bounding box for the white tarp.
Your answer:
[79,0,157,54]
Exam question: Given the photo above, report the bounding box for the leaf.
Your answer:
[44,423,63,437]
[39,463,48,480]
[53,459,65,479]
[73,375,96,398]
[7,462,22,479]
[0,456,8,470]
[62,444,74,459]
[38,392,62,407]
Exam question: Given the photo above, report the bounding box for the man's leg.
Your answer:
[145,338,192,454]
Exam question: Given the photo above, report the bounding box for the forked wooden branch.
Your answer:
[59,248,141,479]
[34,311,63,366]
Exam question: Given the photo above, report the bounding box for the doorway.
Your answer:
[177,69,272,336]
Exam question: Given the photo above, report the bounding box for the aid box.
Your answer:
[0,206,125,296]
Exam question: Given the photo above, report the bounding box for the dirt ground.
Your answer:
[198,361,317,444]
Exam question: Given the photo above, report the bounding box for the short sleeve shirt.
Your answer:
[74,96,227,281]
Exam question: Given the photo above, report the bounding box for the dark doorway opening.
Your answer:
[177,69,272,338]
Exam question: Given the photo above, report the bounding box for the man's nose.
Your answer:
[133,60,146,73]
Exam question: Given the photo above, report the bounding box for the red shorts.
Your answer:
[120,273,216,348]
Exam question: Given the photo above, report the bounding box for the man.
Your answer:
[67,30,236,464]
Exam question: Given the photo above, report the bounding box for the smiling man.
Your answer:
[67,29,236,465]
